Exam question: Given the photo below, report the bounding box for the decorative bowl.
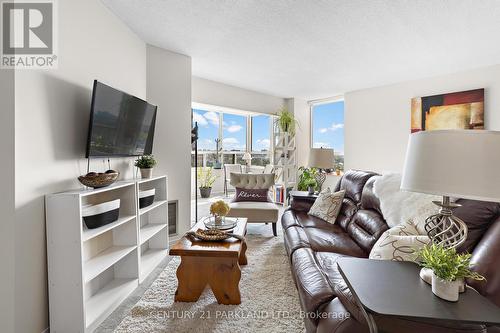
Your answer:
[188,228,231,242]
[202,216,238,230]
[78,172,119,188]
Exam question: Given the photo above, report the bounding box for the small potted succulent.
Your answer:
[198,167,217,198]
[135,155,157,179]
[210,200,230,225]
[417,244,485,302]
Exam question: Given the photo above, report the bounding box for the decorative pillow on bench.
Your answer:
[308,188,345,224]
[233,187,270,202]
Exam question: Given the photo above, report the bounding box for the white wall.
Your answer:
[192,77,284,115]
[147,45,192,236]
[344,64,500,174]
[14,0,146,331]
[0,69,15,333]
[291,98,311,167]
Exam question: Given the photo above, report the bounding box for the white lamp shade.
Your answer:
[242,152,252,161]
[308,148,335,169]
[401,130,500,202]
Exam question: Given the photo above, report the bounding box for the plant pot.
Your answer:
[308,186,315,195]
[199,187,212,198]
[140,168,153,179]
[421,268,465,293]
[336,170,341,176]
[213,162,222,169]
[431,272,460,302]
[214,215,223,225]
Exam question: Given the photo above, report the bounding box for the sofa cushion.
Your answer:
[315,252,349,288]
[291,248,336,317]
[337,170,378,204]
[347,210,389,253]
[305,227,366,257]
[316,298,366,333]
[281,209,300,230]
[309,189,345,224]
[294,211,340,230]
[226,201,279,222]
[454,199,500,253]
[336,198,358,230]
[283,225,311,258]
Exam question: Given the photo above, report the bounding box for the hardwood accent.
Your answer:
[169,218,248,305]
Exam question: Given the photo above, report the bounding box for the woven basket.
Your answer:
[189,228,230,241]
[78,172,119,188]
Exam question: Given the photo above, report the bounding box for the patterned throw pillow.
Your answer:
[308,189,345,224]
[369,222,430,261]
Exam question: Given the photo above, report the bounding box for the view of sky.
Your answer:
[312,101,345,155]
[251,115,271,152]
[193,109,270,152]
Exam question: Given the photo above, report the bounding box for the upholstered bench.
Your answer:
[226,173,279,236]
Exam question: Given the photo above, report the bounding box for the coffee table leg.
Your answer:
[208,258,242,305]
[239,240,248,265]
[174,257,207,302]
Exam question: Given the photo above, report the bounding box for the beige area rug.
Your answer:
[114,235,306,333]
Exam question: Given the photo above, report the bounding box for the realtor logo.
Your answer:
[1,0,57,68]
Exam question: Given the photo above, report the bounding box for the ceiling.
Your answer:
[102,0,500,100]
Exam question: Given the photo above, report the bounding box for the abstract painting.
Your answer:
[410,88,484,133]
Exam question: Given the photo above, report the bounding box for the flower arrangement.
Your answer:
[210,200,230,217]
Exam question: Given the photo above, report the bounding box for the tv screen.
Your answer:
[86,80,157,157]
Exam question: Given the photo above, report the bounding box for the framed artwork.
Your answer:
[410,88,484,133]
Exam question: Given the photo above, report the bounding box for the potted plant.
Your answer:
[417,244,485,302]
[198,167,217,198]
[298,167,318,194]
[210,200,230,225]
[213,138,223,169]
[135,155,157,179]
[275,107,299,135]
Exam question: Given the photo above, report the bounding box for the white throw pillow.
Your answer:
[369,222,430,261]
[308,189,345,224]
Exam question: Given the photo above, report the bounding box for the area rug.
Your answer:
[113,235,305,333]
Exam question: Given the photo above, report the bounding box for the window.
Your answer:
[311,101,344,170]
[192,109,220,152]
[222,113,247,152]
[193,108,269,167]
[251,115,271,166]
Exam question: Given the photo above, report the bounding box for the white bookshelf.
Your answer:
[46,175,168,332]
[272,132,297,205]
[136,176,169,282]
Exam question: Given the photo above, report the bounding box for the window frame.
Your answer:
[191,103,276,167]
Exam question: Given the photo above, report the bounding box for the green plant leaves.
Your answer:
[417,244,485,282]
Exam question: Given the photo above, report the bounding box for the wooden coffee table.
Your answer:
[169,217,248,305]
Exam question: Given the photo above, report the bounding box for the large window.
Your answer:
[222,113,247,152]
[192,108,273,167]
[251,115,271,166]
[311,101,344,171]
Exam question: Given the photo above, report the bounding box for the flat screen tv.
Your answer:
[86,80,157,157]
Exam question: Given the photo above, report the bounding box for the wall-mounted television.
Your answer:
[86,80,157,157]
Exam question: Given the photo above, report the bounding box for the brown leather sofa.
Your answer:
[282,170,500,333]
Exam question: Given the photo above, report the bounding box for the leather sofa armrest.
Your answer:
[289,196,316,212]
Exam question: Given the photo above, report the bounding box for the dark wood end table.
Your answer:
[337,257,500,333]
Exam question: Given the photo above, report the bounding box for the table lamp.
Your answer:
[308,148,335,191]
[401,130,500,248]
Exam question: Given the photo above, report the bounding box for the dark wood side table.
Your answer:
[337,257,500,333]
[289,190,318,201]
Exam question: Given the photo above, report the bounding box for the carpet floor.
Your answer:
[112,235,305,333]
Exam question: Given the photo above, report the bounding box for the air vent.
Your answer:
[168,200,178,235]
